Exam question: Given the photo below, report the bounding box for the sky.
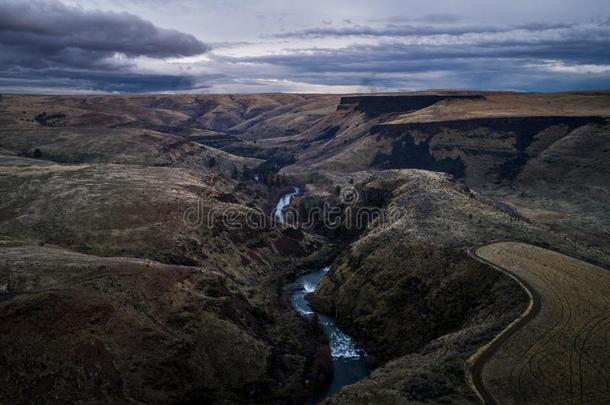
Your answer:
[1,0,609,94]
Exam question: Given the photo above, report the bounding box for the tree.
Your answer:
[232,165,239,179]
[207,157,217,168]
[241,165,252,180]
[33,148,42,159]
[265,173,273,186]
[335,185,342,196]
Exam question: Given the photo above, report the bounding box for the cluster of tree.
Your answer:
[256,160,291,187]
[34,111,66,126]
[229,162,289,187]
[255,162,271,181]
[262,173,289,187]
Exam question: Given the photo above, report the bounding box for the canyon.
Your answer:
[0,90,609,404]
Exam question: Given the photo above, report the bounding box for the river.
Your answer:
[275,188,369,403]
[291,268,369,403]
[274,186,300,223]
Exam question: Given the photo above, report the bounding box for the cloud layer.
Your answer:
[0,0,609,93]
[220,19,610,92]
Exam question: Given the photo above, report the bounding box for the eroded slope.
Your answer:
[309,170,609,403]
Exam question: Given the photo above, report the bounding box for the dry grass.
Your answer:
[387,92,610,124]
[475,242,610,404]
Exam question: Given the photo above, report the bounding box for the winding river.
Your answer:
[275,188,369,403]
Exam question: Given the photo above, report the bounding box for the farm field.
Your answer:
[473,242,610,404]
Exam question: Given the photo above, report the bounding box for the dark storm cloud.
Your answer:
[0,72,207,94]
[0,0,209,61]
[0,0,210,92]
[0,68,226,94]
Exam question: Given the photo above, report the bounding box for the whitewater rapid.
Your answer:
[274,186,300,223]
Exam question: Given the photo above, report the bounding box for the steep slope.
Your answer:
[0,244,273,403]
[283,92,610,185]
[308,170,609,404]
[368,115,607,186]
[0,149,330,402]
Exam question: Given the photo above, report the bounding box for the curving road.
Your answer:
[468,242,610,404]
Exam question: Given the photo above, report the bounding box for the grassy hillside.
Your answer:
[309,170,609,403]
[1,91,609,404]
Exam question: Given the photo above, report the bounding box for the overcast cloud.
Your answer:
[0,0,609,93]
